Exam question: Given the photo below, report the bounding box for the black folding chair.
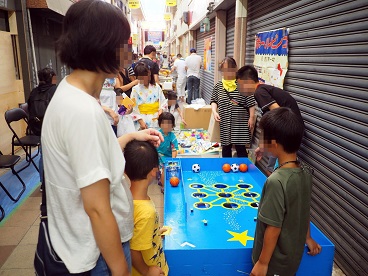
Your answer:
[4,108,40,173]
[0,151,26,221]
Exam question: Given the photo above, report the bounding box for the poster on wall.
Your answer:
[254,28,289,88]
[203,37,212,72]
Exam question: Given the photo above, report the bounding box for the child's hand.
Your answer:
[139,119,148,130]
[147,266,165,276]
[182,119,187,126]
[110,111,119,126]
[248,116,255,131]
[125,104,133,115]
[159,227,168,236]
[250,261,268,276]
[255,147,264,162]
[306,237,322,256]
[213,111,220,122]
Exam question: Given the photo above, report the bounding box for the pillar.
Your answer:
[234,0,248,67]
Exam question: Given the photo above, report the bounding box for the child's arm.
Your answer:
[248,106,255,131]
[305,223,322,256]
[251,225,281,276]
[172,134,179,158]
[177,107,187,126]
[131,249,164,276]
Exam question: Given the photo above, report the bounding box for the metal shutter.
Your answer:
[196,18,215,104]
[226,5,235,58]
[246,1,368,275]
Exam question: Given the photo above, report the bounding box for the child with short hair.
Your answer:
[124,140,169,276]
[251,107,321,276]
[157,112,179,160]
[156,112,179,193]
[166,91,186,130]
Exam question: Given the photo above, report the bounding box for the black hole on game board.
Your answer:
[238,184,251,189]
[250,202,259,208]
[219,193,232,198]
[190,184,203,189]
[223,202,239,209]
[195,203,210,209]
[214,184,228,189]
[243,192,258,198]
[193,192,207,198]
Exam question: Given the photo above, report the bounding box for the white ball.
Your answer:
[231,163,239,172]
[192,164,200,173]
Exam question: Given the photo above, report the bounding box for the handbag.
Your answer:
[34,182,90,275]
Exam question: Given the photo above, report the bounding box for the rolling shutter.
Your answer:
[246,1,368,275]
[226,5,235,58]
[196,18,215,104]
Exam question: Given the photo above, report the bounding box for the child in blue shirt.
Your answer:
[157,112,179,193]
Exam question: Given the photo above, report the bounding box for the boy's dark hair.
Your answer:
[38,68,56,84]
[57,0,130,74]
[124,140,159,181]
[219,57,237,70]
[167,91,177,100]
[144,45,157,55]
[237,65,259,83]
[158,112,175,128]
[259,107,304,154]
[177,53,182,58]
[134,62,155,85]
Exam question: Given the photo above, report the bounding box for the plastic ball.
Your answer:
[222,163,231,173]
[239,164,248,172]
[192,164,200,173]
[231,163,239,172]
[170,177,180,187]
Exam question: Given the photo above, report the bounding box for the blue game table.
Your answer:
[163,158,334,275]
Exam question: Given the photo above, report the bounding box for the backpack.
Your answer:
[27,84,56,136]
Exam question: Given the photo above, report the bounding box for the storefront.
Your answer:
[246,1,368,275]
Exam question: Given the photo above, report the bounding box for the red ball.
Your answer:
[222,163,231,173]
[239,164,248,172]
[170,177,180,187]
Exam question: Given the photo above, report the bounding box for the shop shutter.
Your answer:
[246,1,368,275]
[226,5,235,58]
[196,18,215,104]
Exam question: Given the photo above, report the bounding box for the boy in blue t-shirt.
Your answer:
[156,112,179,193]
[157,112,179,159]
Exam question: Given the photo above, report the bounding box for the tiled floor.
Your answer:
[0,180,164,276]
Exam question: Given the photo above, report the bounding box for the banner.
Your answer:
[203,37,212,72]
[166,0,176,7]
[164,13,172,21]
[128,0,140,9]
[254,28,289,88]
[147,31,162,44]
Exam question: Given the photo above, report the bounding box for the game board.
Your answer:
[163,158,334,275]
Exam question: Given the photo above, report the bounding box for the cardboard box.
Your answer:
[183,104,212,129]
[207,115,221,142]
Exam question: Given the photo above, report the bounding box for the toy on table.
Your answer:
[192,164,200,173]
[222,163,231,173]
[169,177,180,187]
[231,163,240,172]
[239,163,248,172]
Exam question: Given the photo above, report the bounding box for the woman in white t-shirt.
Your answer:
[39,1,163,275]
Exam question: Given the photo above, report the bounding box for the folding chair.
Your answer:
[4,108,40,172]
[0,151,26,221]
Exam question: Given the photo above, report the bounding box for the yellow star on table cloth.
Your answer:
[227,230,254,246]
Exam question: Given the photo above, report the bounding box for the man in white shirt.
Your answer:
[171,53,187,102]
[185,48,202,104]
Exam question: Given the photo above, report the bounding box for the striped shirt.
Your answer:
[210,81,256,146]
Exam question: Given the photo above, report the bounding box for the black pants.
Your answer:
[222,144,248,158]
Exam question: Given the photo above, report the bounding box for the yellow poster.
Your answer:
[132,34,138,45]
[166,0,176,7]
[128,0,140,9]
[164,13,172,21]
[203,37,212,72]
